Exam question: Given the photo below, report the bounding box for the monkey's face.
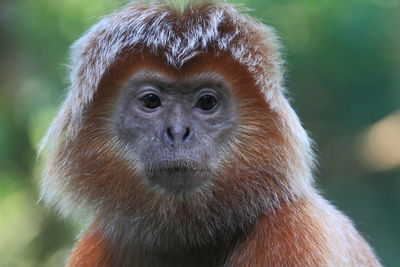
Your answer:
[114,70,237,194]
[44,50,310,246]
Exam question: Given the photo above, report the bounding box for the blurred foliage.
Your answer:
[0,0,399,266]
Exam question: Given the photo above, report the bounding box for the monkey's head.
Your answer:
[40,1,315,248]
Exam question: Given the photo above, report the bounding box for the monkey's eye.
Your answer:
[196,95,217,111]
[140,93,161,109]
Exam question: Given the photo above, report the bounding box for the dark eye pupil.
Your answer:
[141,93,161,109]
[196,95,217,111]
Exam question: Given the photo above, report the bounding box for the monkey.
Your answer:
[39,1,381,266]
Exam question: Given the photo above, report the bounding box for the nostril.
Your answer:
[165,126,191,145]
[183,127,191,141]
[167,127,174,142]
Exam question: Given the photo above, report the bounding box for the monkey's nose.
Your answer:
[165,125,192,145]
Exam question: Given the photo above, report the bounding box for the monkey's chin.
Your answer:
[145,167,211,195]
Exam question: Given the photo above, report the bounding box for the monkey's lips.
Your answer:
[145,163,212,194]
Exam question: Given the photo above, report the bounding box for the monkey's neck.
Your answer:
[121,241,237,267]
[68,223,241,267]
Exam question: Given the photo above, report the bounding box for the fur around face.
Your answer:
[40,0,314,217]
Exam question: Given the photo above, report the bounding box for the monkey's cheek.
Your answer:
[146,171,211,194]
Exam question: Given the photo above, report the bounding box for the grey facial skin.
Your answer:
[114,71,237,194]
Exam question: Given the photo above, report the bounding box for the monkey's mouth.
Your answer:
[145,163,212,194]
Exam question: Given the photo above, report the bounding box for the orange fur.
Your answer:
[61,51,380,267]
[40,1,381,266]
[227,193,379,266]
[67,226,114,267]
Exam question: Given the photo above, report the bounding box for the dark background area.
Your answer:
[0,0,399,266]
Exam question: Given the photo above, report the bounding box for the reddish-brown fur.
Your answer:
[57,51,289,219]
[58,52,288,266]
[66,227,115,267]
[41,2,380,266]
[68,198,378,266]
[60,51,379,267]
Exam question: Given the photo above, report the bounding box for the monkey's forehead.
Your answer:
[98,50,260,101]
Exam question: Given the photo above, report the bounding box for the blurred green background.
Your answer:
[0,0,399,266]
